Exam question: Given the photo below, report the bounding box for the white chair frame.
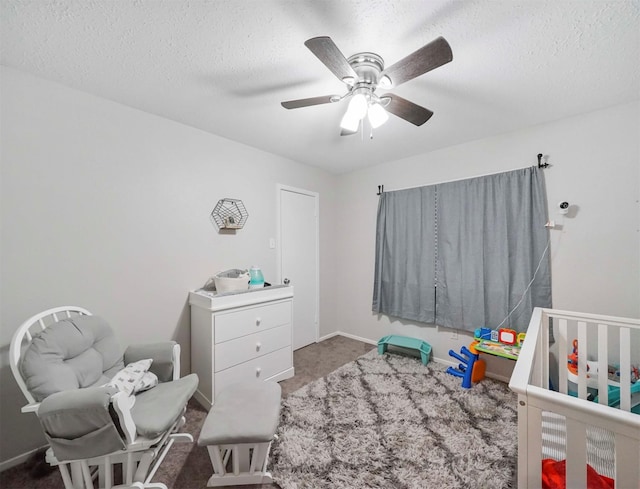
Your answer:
[10,306,192,489]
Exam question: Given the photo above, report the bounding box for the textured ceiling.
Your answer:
[1,0,639,174]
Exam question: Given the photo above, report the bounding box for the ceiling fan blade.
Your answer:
[281,95,338,109]
[384,94,434,126]
[305,36,358,83]
[380,37,453,88]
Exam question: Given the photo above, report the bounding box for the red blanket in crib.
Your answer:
[542,459,615,489]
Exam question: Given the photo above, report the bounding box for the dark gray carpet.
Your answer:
[1,339,515,489]
[270,349,517,489]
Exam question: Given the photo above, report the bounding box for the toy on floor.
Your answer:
[446,346,486,388]
[377,335,431,365]
[471,327,525,361]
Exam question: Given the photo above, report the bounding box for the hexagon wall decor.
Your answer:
[210,198,249,230]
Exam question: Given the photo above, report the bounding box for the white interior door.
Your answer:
[279,186,318,350]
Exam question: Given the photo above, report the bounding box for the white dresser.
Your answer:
[189,286,294,409]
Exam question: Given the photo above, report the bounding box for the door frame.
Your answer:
[276,184,320,345]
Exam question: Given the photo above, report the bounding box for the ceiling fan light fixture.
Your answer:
[368,102,389,128]
[346,92,368,120]
[340,110,360,132]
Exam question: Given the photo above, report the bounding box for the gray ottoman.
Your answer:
[198,381,282,487]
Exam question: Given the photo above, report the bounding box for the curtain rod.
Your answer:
[377,155,551,195]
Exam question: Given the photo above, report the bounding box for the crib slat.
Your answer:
[597,324,609,406]
[558,318,568,395]
[577,322,588,401]
[541,314,549,389]
[615,432,640,488]
[565,418,587,489]
[619,327,631,412]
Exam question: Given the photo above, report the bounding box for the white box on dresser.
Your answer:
[189,286,294,409]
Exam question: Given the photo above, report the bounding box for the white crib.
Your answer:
[509,307,640,488]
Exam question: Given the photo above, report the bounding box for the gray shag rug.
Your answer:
[270,349,517,489]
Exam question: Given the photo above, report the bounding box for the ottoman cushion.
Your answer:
[198,381,281,446]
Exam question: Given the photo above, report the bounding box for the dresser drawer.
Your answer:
[214,301,291,343]
[214,324,291,372]
[215,346,292,397]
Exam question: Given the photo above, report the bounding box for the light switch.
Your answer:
[269,238,276,249]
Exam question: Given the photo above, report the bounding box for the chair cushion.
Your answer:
[198,381,281,446]
[20,316,124,402]
[130,373,198,439]
[124,342,176,382]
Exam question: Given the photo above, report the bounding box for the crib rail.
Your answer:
[509,307,640,489]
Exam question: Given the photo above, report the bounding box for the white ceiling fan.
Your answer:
[281,36,453,135]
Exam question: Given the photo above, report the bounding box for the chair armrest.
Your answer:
[124,342,180,382]
[38,385,119,416]
[37,386,132,461]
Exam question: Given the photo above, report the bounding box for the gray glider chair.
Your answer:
[10,306,199,489]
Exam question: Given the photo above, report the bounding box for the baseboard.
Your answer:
[484,371,511,383]
[193,389,213,411]
[432,355,458,368]
[0,445,48,473]
[317,331,340,342]
[318,331,377,346]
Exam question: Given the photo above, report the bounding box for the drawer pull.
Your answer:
[256,317,262,326]
[256,367,262,377]
[256,342,262,351]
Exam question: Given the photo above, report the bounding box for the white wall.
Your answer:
[2,65,638,467]
[0,67,338,464]
[333,101,640,380]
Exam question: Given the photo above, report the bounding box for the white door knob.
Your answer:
[256,342,262,351]
[256,367,262,377]
[256,317,262,326]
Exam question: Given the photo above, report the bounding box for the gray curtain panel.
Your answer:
[436,166,551,331]
[372,166,551,333]
[372,186,437,323]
